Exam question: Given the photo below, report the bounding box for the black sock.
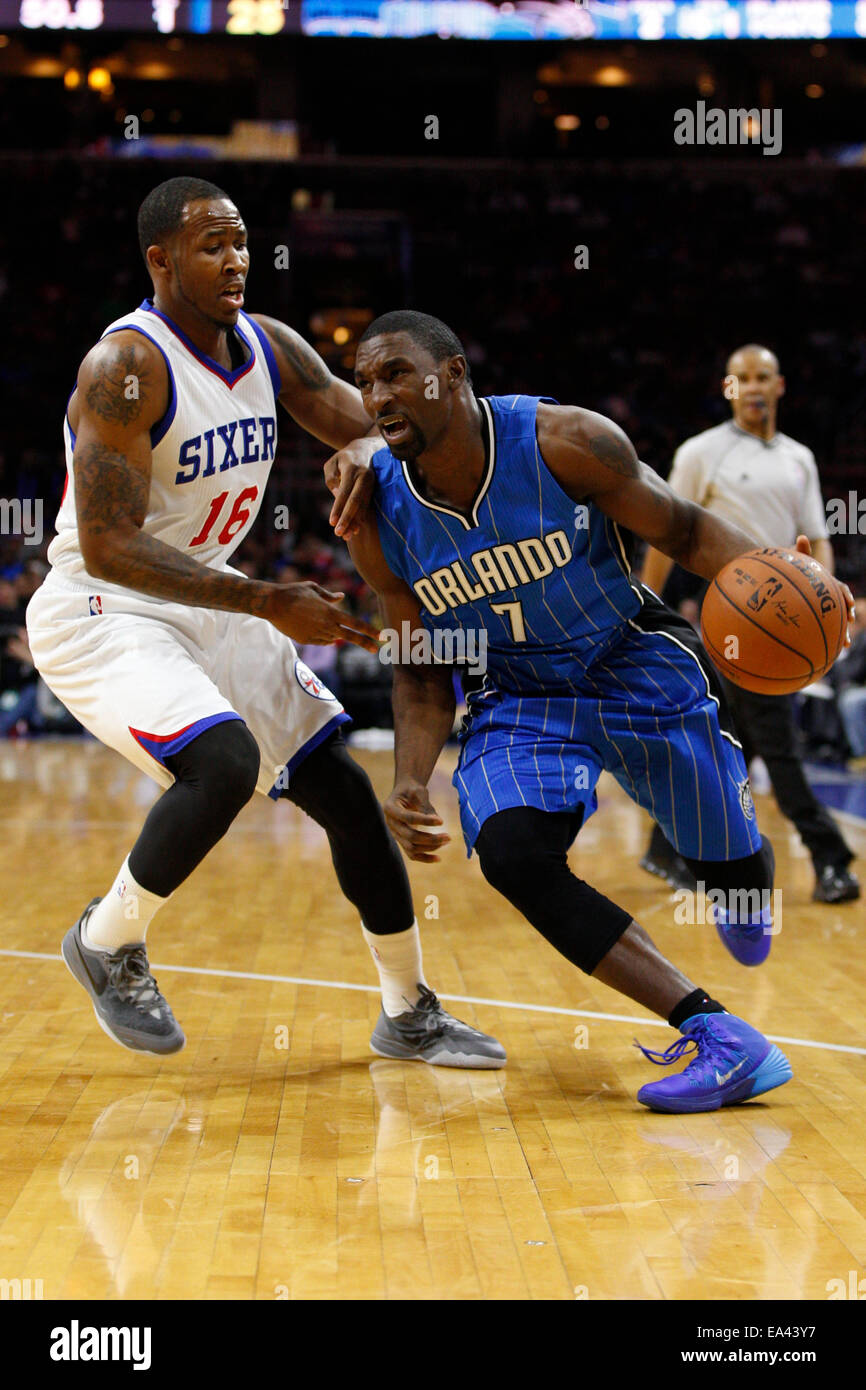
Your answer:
[669,989,726,1031]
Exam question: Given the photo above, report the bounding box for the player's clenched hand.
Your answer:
[324,438,378,539]
[384,780,451,863]
[263,582,381,654]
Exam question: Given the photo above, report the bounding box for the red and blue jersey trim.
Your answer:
[267,712,351,799]
[102,325,179,446]
[64,324,178,459]
[130,711,243,767]
[140,298,256,389]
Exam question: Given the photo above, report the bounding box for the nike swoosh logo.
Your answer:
[715,1059,747,1086]
[76,934,106,996]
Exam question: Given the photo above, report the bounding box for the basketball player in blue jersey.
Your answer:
[345,310,853,1113]
[26,180,504,1069]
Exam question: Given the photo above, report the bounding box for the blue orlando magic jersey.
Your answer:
[372,393,760,864]
[372,394,642,695]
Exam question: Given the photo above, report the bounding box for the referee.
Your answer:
[641,343,859,905]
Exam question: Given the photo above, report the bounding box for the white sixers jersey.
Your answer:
[47,298,280,600]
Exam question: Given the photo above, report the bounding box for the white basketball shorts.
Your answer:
[25,569,349,799]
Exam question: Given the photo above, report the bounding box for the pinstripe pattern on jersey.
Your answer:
[454,617,759,859]
[372,394,642,697]
[372,394,760,861]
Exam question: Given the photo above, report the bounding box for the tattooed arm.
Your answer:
[250,314,377,449]
[535,404,759,582]
[251,313,381,536]
[71,332,379,651]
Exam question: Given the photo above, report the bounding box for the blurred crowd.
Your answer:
[0,559,82,737]
[802,599,866,764]
[1,157,864,746]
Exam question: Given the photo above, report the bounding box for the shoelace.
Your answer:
[414,984,443,1014]
[397,985,477,1038]
[106,947,163,1010]
[405,985,447,1034]
[634,1018,742,1080]
[634,1033,699,1067]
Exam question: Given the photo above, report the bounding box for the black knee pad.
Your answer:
[683,834,775,897]
[279,731,413,934]
[476,831,546,900]
[129,719,260,896]
[319,739,378,818]
[760,835,775,889]
[476,806,578,891]
[166,718,260,813]
[282,731,383,835]
[475,807,631,974]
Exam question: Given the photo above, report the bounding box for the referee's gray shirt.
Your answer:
[666,420,828,547]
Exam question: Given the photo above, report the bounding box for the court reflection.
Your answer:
[371,1060,506,1168]
[58,1088,202,1298]
[635,1117,798,1297]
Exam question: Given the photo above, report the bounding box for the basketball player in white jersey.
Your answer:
[642,343,859,906]
[25,176,504,1067]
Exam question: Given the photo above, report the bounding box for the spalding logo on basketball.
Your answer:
[294,659,335,701]
[701,547,848,695]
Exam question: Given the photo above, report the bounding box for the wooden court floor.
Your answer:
[0,737,864,1301]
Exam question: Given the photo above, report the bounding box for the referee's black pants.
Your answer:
[719,678,852,873]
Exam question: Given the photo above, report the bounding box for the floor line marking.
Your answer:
[2,948,864,1057]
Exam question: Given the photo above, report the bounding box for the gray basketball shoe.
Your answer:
[370,984,506,1068]
[61,898,185,1055]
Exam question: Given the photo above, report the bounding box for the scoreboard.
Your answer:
[2,0,865,38]
[0,1,299,31]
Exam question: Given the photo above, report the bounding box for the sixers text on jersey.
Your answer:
[175,415,276,483]
[47,298,281,592]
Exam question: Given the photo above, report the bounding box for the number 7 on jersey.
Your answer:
[489,599,527,643]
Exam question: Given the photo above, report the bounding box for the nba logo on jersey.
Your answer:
[88,595,102,616]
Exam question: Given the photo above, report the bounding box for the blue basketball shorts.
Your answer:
[453,599,761,863]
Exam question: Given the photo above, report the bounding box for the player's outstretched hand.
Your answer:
[795,534,856,644]
[324,438,378,539]
[384,780,451,863]
[263,582,381,654]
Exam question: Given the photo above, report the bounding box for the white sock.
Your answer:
[362,920,428,1017]
[83,857,168,952]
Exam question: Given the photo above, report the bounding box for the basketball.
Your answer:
[701,547,849,695]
